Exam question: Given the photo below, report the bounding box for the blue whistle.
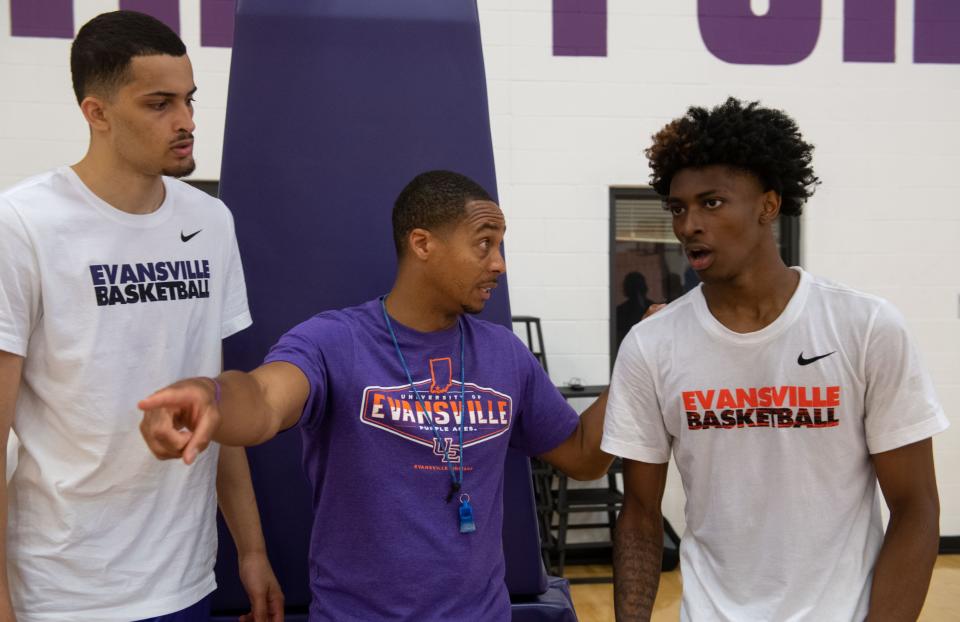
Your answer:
[458,498,476,534]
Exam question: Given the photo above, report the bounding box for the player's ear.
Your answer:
[758,190,781,225]
[79,95,110,132]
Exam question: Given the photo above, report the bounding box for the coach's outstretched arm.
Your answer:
[139,362,309,464]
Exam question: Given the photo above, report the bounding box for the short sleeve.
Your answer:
[508,336,580,456]
[601,328,671,463]
[263,314,351,429]
[863,301,949,454]
[0,199,41,356]
[219,205,252,339]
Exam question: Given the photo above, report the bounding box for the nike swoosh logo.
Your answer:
[181,229,202,242]
[797,351,836,366]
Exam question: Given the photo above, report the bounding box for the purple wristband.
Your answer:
[207,377,222,404]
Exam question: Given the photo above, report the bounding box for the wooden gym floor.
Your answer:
[567,555,960,621]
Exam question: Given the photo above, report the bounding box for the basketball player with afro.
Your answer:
[603,98,947,621]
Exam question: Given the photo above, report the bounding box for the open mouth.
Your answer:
[685,247,714,271]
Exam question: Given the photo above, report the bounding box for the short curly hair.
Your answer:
[392,170,493,256]
[646,97,819,216]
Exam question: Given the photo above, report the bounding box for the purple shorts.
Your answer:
[134,595,211,622]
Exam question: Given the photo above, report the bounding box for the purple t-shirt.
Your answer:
[263,298,579,621]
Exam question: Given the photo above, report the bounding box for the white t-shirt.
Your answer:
[0,167,252,621]
[602,268,948,622]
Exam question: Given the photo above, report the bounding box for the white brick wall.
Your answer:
[0,1,230,189]
[479,0,960,538]
[1,1,957,536]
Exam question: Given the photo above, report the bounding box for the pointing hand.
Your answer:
[138,378,221,465]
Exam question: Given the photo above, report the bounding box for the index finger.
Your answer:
[137,384,204,412]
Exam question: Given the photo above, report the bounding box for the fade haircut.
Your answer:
[70,11,187,105]
[392,170,493,256]
[646,97,819,216]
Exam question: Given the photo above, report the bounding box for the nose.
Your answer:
[176,101,196,134]
[676,205,704,241]
[490,244,506,275]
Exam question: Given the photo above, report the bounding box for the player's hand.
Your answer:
[138,378,221,465]
[642,303,667,320]
[238,551,285,622]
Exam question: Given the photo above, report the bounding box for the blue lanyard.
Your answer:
[380,296,465,502]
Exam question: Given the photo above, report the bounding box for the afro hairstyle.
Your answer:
[645,97,819,216]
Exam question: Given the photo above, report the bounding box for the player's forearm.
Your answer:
[213,370,286,446]
[0,492,18,622]
[216,446,268,560]
[216,445,285,616]
[0,355,21,620]
[613,505,662,622]
[0,464,18,622]
[866,503,939,621]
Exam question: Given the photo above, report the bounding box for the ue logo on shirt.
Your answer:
[359,358,513,455]
[432,438,461,463]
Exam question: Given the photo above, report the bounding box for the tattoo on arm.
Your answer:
[614,518,662,621]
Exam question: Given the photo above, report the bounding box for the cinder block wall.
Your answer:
[1,0,956,537]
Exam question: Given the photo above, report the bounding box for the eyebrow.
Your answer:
[666,189,720,202]
[142,86,198,98]
[475,222,505,233]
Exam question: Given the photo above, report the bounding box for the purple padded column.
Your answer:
[118,0,180,34]
[915,0,960,64]
[214,0,562,616]
[553,0,607,57]
[698,0,821,65]
[10,0,73,38]
[843,0,895,62]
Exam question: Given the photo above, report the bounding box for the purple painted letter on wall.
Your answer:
[10,0,73,38]
[201,0,236,48]
[698,0,821,65]
[553,0,607,57]
[119,0,180,35]
[915,0,960,63]
[843,0,894,62]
